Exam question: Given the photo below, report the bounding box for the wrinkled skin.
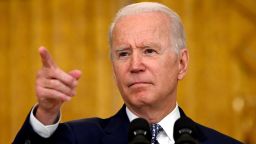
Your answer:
[111,12,188,123]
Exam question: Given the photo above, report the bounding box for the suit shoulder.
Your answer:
[54,117,112,143]
[64,117,111,130]
[195,122,243,144]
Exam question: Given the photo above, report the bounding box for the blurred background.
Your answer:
[0,0,255,143]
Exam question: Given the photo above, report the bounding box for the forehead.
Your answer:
[112,12,171,46]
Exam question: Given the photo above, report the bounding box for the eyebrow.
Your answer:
[114,41,161,52]
[115,45,131,52]
[141,42,161,49]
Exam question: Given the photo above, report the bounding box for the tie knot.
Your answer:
[150,124,163,144]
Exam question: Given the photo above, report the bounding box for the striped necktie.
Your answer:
[151,123,163,144]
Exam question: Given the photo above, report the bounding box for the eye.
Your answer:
[144,48,158,55]
[119,51,129,57]
[116,50,131,59]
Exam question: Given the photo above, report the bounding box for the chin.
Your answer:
[130,93,155,106]
[122,88,155,106]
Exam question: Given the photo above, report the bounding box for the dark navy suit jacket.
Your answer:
[13,105,242,144]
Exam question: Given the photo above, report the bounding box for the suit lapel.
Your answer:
[100,105,207,144]
[178,107,207,142]
[101,105,130,144]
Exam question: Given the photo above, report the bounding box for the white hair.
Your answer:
[109,2,186,52]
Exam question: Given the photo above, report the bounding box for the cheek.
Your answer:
[158,59,179,84]
[113,64,126,84]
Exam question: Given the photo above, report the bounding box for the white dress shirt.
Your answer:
[30,104,180,143]
[29,105,60,138]
[126,104,180,144]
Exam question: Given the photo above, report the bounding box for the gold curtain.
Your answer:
[0,0,255,143]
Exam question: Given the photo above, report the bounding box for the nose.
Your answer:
[130,52,145,73]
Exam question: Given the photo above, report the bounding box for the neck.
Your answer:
[127,99,177,124]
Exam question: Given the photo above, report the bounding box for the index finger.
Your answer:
[39,46,57,68]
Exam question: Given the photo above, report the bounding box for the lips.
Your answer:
[128,81,153,87]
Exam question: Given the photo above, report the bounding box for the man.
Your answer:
[13,2,242,144]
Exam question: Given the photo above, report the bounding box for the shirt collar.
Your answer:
[126,104,180,142]
[158,104,180,143]
[126,107,139,122]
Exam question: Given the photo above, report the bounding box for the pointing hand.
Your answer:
[35,47,81,125]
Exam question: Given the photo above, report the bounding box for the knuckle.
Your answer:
[65,87,73,96]
[36,87,45,98]
[49,79,57,87]
[67,77,75,86]
[72,90,76,96]
[36,77,44,86]
[68,90,74,96]
[46,69,54,78]
[73,80,78,87]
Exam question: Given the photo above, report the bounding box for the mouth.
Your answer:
[128,82,153,88]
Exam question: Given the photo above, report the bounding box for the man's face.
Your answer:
[111,12,187,110]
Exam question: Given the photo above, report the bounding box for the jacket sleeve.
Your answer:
[12,111,50,144]
[12,110,75,144]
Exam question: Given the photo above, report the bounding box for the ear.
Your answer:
[177,48,189,80]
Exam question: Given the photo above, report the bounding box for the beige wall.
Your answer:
[0,0,255,143]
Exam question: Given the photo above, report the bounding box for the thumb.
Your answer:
[69,70,82,80]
